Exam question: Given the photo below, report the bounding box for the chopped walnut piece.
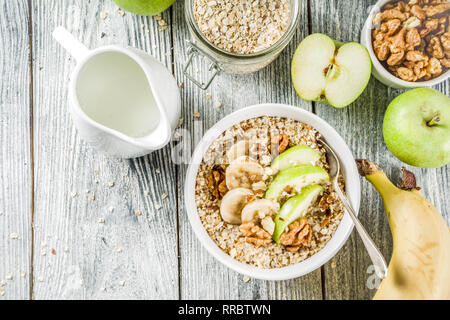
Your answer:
[427,36,445,58]
[279,218,312,252]
[427,57,443,74]
[318,192,334,212]
[440,57,450,67]
[239,222,272,247]
[383,18,402,36]
[207,166,228,199]
[423,2,450,17]
[420,19,440,37]
[270,134,289,156]
[375,9,408,23]
[374,41,390,61]
[406,28,421,49]
[321,213,332,228]
[389,27,407,53]
[406,50,429,61]
[397,66,417,81]
[387,50,405,65]
[441,32,450,52]
[411,4,426,20]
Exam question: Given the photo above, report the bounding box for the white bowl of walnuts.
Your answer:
[184,104,361,280]
[361,0,450,88]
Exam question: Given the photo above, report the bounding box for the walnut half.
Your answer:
[239,222,273,247]
[279,218,312,252]
[270,134,289,157]
[207,166,228,200]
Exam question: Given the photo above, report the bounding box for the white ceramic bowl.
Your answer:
[184,104,361,280]
[361,0,450,89]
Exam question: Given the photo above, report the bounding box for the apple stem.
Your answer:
[427,115,440,127]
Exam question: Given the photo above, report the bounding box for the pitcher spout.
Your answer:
[133,116,172,151]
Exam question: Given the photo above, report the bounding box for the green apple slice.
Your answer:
[273,184,324,243]
[265,165,329,201]
[271,145,321,172]
[291,33,371,108]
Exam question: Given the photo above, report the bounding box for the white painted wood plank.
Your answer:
[310,0,449,300]
[31,0,178,299]
[173,0,324,299]
[0,0,32,300]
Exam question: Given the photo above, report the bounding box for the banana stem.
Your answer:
[356,159,400,197]
[365,172,400,197]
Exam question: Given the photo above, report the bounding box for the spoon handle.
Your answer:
[333,180,388,279]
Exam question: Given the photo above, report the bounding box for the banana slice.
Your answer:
[226,140,249,163]
[220,188,254,225]
[226,156,265,190]
[241,199,279,224]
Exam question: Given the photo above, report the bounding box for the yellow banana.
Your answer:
[356,160,450,300]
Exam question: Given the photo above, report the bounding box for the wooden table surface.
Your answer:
[0,0,448,300]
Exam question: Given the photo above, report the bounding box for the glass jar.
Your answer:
[184,0,301,89]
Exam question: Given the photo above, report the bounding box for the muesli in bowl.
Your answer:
[195,116,346,269]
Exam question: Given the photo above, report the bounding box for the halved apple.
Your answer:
[271,145,321,172]
[265,165,329,201]
[291,33,371,108]
[273,184,324,243]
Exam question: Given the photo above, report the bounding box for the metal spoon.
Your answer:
[319,139,388,279]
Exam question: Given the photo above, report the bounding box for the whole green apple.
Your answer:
[113,0,175,16]
[383,88,450,168]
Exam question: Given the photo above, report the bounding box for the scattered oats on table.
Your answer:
[193,0,291,54]
[9,233,19,239]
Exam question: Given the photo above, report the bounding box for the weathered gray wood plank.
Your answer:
[173,0,324,299]
[310,0,449,300]
[0,0,32,300]
[31,0,178,299]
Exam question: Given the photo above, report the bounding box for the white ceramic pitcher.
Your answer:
[53,27,181,158]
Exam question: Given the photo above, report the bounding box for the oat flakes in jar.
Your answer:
[184,0,301,89]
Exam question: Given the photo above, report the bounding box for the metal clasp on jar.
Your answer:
[183,40,222,90]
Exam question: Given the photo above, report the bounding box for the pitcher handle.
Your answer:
[52,27,89,62]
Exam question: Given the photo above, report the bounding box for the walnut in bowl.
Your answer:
[361,0,450,88]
